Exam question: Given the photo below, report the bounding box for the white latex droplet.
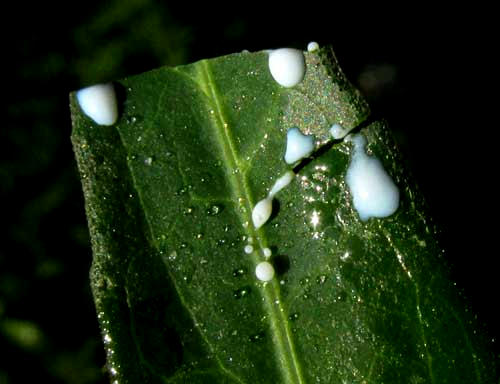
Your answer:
[76,83,118,126]
[284,128,314,164]
[346,134,400,221]
[252,197,273,229]
[255,261,275,282]
[268,48,306,87]
[269,171,295,197]
[263,248,272,258]
[330,123,350,140]
[307,41,319,52]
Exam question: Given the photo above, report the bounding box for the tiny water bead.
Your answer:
[255,261,275,282]
[249,331,265,343]
[76,83,118,126]
[268,48,306,88]
[232,268,246,277]
[284,127,315,164]
[207,204,222,216]
[263,248,272,258]
[244,245,254,254]
[345,134,400,221]
[103,333,112,344]
[233,286,251,299]
[317,275,327,284]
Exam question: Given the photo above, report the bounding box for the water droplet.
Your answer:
[103,333,112,344]
[195,233,204,240]
[244,245,254,254]
[249,331,265,343]
[184,207,194,215]
[337,291,347,302]
[234,286,251,299]
[168,251,177,261]
[144,156,153,166]
[299,278,310,286]
[176,187,187,195]
[126,115,140,124]
[289,313,300,321]
[180,243,187,249]
[207,204,222,216]
[317,275,327,284]
[232,268,246,277]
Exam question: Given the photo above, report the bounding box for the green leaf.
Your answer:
[70,47,496,383]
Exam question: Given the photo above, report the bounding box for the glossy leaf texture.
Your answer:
[70,47,497,383]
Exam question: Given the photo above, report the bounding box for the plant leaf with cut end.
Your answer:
[70,47,497,383]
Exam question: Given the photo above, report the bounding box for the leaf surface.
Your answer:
[71,47,496,383]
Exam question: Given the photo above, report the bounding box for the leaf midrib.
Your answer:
[188,59,306,384]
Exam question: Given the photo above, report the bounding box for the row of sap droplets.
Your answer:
[76,41,399,283]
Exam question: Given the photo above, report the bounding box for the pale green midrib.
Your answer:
[194,59,306,384]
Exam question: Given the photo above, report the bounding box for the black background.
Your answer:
[1,2,497,382]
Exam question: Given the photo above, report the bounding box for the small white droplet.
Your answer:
[252,197,273,229]
[268,171,295,197]
[244,245,254,254]
[284,127,315,164]
[263,248,272,258]
[268,48,306,88]
[346,134,400,221]
[255,261,275,282]
[76,83,118,126]
[307,41,319,52]
[329,123,350,140]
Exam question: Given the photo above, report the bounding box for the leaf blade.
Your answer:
[71,47,497,383]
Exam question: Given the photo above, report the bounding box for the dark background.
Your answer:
[1,2,497,383]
